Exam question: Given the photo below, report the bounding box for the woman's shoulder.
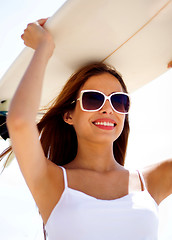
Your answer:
[141,159,172,204]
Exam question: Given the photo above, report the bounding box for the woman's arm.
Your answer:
[7,19,55,178]
[143,159,172,205]
[6,20,63,223]
[8,19,54,124]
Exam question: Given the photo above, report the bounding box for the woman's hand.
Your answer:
[21,18,55,58]
[168,60,172,68]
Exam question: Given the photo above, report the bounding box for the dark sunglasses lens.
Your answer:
[82,92,104,110]
[111,94,130,113]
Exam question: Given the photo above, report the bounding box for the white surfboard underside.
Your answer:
[0,0,172,109]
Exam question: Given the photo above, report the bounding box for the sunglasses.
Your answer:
[73,90,130,114]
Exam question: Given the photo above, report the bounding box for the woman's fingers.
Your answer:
[37,18,49,26]
[167,61,172,68]
[21,22,47,49]
[21,18,49,43]
[21,19,55,57]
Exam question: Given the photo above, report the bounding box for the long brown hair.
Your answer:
[1,62,130,167]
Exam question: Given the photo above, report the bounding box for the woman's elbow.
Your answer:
[7,113,30,131]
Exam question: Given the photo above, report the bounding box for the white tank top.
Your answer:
[45,167,159,240]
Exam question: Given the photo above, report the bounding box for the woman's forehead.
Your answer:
[81,73,123,93]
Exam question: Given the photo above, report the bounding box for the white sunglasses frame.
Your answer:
[75,90,130,114]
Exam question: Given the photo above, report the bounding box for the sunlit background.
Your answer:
[0,0,172,239]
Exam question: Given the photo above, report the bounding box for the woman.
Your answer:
[6,19,172,239]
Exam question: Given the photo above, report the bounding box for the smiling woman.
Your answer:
[1,18,172,240]
[44,66,130,166]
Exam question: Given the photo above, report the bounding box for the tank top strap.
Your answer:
[59,166,68,188]
[137,170,147,191]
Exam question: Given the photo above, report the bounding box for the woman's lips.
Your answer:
[92,118,117,130]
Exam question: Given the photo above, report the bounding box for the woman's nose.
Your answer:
[99,99,113,114]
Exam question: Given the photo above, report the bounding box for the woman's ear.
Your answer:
[63,112,73,125]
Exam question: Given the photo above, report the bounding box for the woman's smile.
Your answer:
[92,118,117,130]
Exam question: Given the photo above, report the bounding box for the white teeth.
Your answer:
[94,122,114,127]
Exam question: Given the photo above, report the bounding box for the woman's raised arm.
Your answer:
[6,20,61,221]
[8,19,55,124]
[143,159,172,205]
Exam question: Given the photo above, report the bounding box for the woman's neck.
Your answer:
[70,140,122,172]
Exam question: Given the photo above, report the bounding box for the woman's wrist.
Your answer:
[36,36,55,60]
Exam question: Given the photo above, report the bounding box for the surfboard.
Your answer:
[0,0,172,111]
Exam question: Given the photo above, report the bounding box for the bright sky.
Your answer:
[0,0,172,239]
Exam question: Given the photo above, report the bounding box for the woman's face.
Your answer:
[64,73,126,145]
